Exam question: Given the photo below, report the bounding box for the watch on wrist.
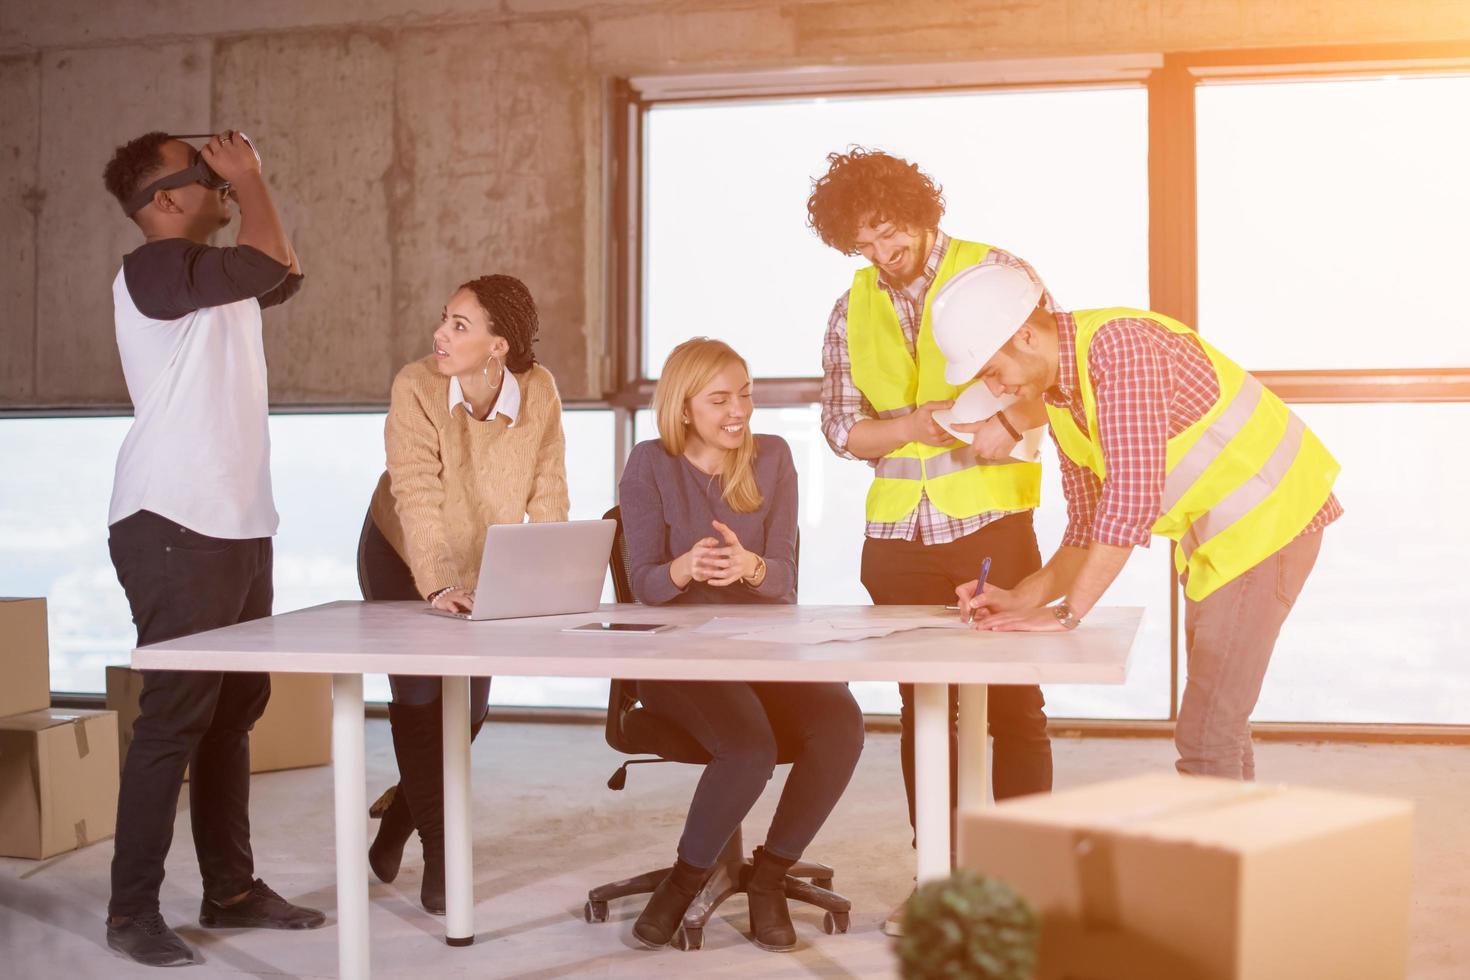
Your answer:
[995,410,1022,442]
[744,554,767,586]
[1052,602,1082,630]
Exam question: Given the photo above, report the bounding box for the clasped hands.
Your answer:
[678,520,760,587]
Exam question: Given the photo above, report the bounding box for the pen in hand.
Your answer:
[965,556,992,624]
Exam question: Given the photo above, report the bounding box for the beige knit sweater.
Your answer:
[369,356,570,598]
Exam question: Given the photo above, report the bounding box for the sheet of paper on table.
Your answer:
[693,614,971,644]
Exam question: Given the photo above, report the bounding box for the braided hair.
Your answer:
[459,275,539,374]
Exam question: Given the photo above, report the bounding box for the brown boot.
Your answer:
[633,858,708,949]
[746,846,797,952]
[367,784,414,884]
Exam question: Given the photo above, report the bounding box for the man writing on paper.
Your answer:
[935,264,1341,781]
[806,148,1056,934]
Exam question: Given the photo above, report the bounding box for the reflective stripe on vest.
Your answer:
[874,448,1025,483]
[847,237,1042,522]
[1045,308,1339,601]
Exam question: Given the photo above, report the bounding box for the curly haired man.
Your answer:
[806,147,1057,935]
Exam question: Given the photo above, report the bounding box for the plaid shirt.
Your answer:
[1045,311,1343,549]
[820,230,1058,544]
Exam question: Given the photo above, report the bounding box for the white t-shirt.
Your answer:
[108,244,292,539]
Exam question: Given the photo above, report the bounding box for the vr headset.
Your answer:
[121,132,258,217]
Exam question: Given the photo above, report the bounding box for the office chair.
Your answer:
[583,506,852,949]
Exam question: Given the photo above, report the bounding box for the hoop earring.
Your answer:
[483,356,503,391]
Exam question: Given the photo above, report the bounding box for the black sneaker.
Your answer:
[106,911,199,967]
[198,879,327,930]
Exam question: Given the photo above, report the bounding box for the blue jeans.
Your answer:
[1176,531,1325,779]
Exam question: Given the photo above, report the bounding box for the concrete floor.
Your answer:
[1,722,1466,979]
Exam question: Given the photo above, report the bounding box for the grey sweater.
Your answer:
[618,435,798,605]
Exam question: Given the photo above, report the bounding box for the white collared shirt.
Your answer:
[448,369,521,426]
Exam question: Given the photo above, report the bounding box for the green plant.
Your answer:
[895,870,1039,980]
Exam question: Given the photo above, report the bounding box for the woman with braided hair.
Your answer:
[354,274,569,914]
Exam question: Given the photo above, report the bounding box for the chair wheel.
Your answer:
[813,877,834,891]
[674,926,704,950]
[584,900,608,923]
[822,911,849,934]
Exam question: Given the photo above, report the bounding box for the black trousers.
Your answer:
[356,511,490,716]
[636,680,864,868]
[859,513,1054,841]
[107,510,274,918]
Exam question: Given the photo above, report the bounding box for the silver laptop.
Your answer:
[429,519,617,621]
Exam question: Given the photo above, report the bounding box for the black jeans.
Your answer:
[636,679,865,869]
[859,513,1054,842]
[107,510,274,918]
[356,511,490,717]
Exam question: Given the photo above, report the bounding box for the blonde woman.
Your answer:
[618,338,864,952]
[356,274,568,915]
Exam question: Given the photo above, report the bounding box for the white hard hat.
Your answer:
[931,264,1043,385]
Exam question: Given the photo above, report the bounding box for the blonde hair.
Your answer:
[653,338,763,513]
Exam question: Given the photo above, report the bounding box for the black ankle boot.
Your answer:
[633,858,708,949]
[746,846,797,952]
[367,783,414,884]
[384,701,489,914]
[387,699,448,914]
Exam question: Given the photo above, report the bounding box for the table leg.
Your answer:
[442,676,474,947]
[956,683,991,865]
[913,682,949,883]
[332,673,370,980]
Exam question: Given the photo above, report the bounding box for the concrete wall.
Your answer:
[3,0,1469,407]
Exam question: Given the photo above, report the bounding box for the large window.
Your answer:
[1196,74,1470,370]
[637,83,1159,717]
[624,52,1470,729]
[643,87,1150,378]
[13,52,1470,731]
[0,410,617,703]
[1194,70,1470,723]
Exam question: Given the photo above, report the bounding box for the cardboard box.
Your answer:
[0,598,51,718]
[106,667,331,776]
[958,773,1413,980]
[0,708,120,859]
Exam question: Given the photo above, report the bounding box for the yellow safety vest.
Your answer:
[847,238,1042,523]
[1045,308,1340,601]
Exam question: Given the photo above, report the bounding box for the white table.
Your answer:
[134,601,1140,979]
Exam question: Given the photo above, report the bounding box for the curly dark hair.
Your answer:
[103,131,172,208]
[459,275,540,374]
[806,147,946,255]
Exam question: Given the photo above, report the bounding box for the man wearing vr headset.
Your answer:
[100,130,320,967]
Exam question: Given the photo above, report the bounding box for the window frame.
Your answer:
[11,43,1470,733]
[610,42,1470,736]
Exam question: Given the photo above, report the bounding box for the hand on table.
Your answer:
[969,606,1069,632]
[955,578,1037,627]
[430,587,475,614]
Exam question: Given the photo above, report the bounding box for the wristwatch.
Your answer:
[1051,602,1082,631]
[743,554,768,587]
